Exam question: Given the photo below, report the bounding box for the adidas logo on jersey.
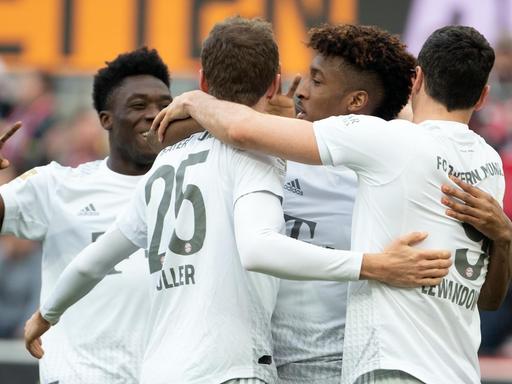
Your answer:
[284,178,303,195]
[78,203,100,216]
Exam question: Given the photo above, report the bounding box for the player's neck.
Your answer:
[412,99,472,126]
[106,154,152,176]
[252,97,267,112]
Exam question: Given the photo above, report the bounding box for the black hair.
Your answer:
[92,47,170,113]
[418,25,495,111]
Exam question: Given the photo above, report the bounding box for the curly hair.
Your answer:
[93,47,170,113]
[308,24,416,120]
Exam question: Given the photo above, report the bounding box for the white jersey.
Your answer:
[272,161,356,383]
[0,159,149,383]
[314,115,506,384]
[116,132,285,384]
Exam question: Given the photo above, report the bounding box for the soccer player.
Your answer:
[150,25,511,383]
[0,47,172,383]
[270,25,417,384]
[25,17,452,384]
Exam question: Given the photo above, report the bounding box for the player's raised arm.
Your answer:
[234,191,452,287]
[152,90,322,165]
[441,176,512,310]
[24,227,138,358]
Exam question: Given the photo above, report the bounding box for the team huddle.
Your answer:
[0,15,509,384]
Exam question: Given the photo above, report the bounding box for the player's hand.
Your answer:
[24,310,51,359]
[362,232,452,287]
[0,121,22,169]
[441,176,512,242]
[151,90,208,143]
[145,127,164,153]
[265,74,301,118]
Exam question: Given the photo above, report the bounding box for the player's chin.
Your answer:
[134,144,159,163]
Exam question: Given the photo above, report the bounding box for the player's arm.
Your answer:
[152,90,322,165]
[234,191,451,287]
[24,227,138,358]
[441,176,512,310]
[147,118,204,151]
[152,76,301,145]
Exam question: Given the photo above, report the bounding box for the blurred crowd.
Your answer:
[472,36,512,357]
[0,33,511,356]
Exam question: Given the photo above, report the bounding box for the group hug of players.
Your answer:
[0,15,510,384]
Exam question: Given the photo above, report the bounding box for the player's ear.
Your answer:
[99,111,113,131]
[199,69,209,93]
[347,90,369,113]
[474,84,490,112]
[266,74,280,99]
[411,66,423,95]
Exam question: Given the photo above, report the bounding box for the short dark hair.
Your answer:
[308,24,416,120]
[201,16,279,106]
[93,47,170,113]
[418,26,495,111]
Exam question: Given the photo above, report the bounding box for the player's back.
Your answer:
[131,132,283,384]
[272,161,356,383]
[340,118,505,384]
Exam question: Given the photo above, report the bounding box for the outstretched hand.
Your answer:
[24,310,51,359]
[265,74,301,118]
[0,121,22,169]
[441,175,512,242]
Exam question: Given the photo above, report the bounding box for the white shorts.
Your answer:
[355,370,424,384]
[222,379,267,384]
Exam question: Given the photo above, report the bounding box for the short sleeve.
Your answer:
[313,114,412,185]
[116,177,148,249]
[230,149,285,204]
[0,164,55,240]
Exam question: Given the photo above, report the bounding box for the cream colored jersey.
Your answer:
[0,159,149,383]
[117,132,285,384]
[272,161,356,383]
[314,115,505,384]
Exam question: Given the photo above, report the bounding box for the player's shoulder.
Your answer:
[157,132,213,160]
[473,132,502,162]
[385,118,424,136]
[48,159,104,178]
[32,159,105,189]
[318,113,388,129]
[228,144,286,175]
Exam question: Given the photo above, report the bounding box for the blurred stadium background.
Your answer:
[0,0,511,383]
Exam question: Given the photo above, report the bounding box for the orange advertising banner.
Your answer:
[0,0,356,74]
